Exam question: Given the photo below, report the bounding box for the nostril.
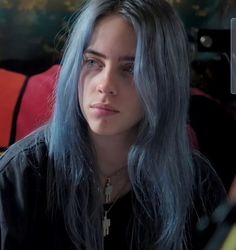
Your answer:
[97,84,117,95]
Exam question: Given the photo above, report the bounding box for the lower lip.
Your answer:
[91,107,119,117]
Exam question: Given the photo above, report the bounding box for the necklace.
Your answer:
[103,181,129,237]
[101,165,127,204]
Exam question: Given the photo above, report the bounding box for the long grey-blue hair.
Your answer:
[46,0,195,249]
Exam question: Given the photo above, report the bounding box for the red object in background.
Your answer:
[16,65,59,141]
[0,69,27,148]
[0,65,59,150]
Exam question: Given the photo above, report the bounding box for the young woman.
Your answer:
[0,0,226,249]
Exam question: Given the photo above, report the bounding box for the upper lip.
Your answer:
[90,103,119,112]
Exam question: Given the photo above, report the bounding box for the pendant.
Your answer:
[104,178,113,203]
[103,212,111,237]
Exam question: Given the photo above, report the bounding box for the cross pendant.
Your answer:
[103,212,111,237]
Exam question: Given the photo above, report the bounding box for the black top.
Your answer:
[0,133,226,250]
[189,94,236,191]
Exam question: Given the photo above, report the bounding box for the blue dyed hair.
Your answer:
[46,0,195,249]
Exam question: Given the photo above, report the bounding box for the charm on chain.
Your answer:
[103,212,111,237]
[104,178,113,203]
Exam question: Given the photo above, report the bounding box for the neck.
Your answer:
[90,131,135,176]
[89,131,135,202]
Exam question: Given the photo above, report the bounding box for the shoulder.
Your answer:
[0,129,49,176]
[0,130,52,248]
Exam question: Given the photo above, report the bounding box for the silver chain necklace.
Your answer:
[103,181,129,237]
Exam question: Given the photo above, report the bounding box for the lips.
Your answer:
[90,103,119,113]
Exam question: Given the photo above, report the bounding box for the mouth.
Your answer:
[90,103,119,113]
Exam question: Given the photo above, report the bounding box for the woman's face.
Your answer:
[79,15,143,137]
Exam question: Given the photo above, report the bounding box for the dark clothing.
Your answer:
[189,94,236,191]
[0,133,226,250]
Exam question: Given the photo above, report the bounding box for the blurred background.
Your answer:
[0,1,234,63]
[0,0,83,73]
[0,0,235,76]
[0,0,236,97]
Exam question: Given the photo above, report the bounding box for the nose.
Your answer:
[97,68,118,96]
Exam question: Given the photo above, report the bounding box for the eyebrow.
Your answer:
[84,49,135,62]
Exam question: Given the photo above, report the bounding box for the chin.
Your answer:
[88,120,139,138]
[90,127,120,136]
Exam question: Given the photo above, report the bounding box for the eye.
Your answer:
[86,59,97,66]
[84,58,97,67]
[122,63,134,75]
[83,56,103,69]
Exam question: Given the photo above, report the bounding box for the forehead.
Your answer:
[87,15,137,57]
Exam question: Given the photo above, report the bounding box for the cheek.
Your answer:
[129,89,144,113]
[78,69,96,97]
[133,93,144,120]
[126,93,144,121]
[78,74,95,117]
[136,102,144,120]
